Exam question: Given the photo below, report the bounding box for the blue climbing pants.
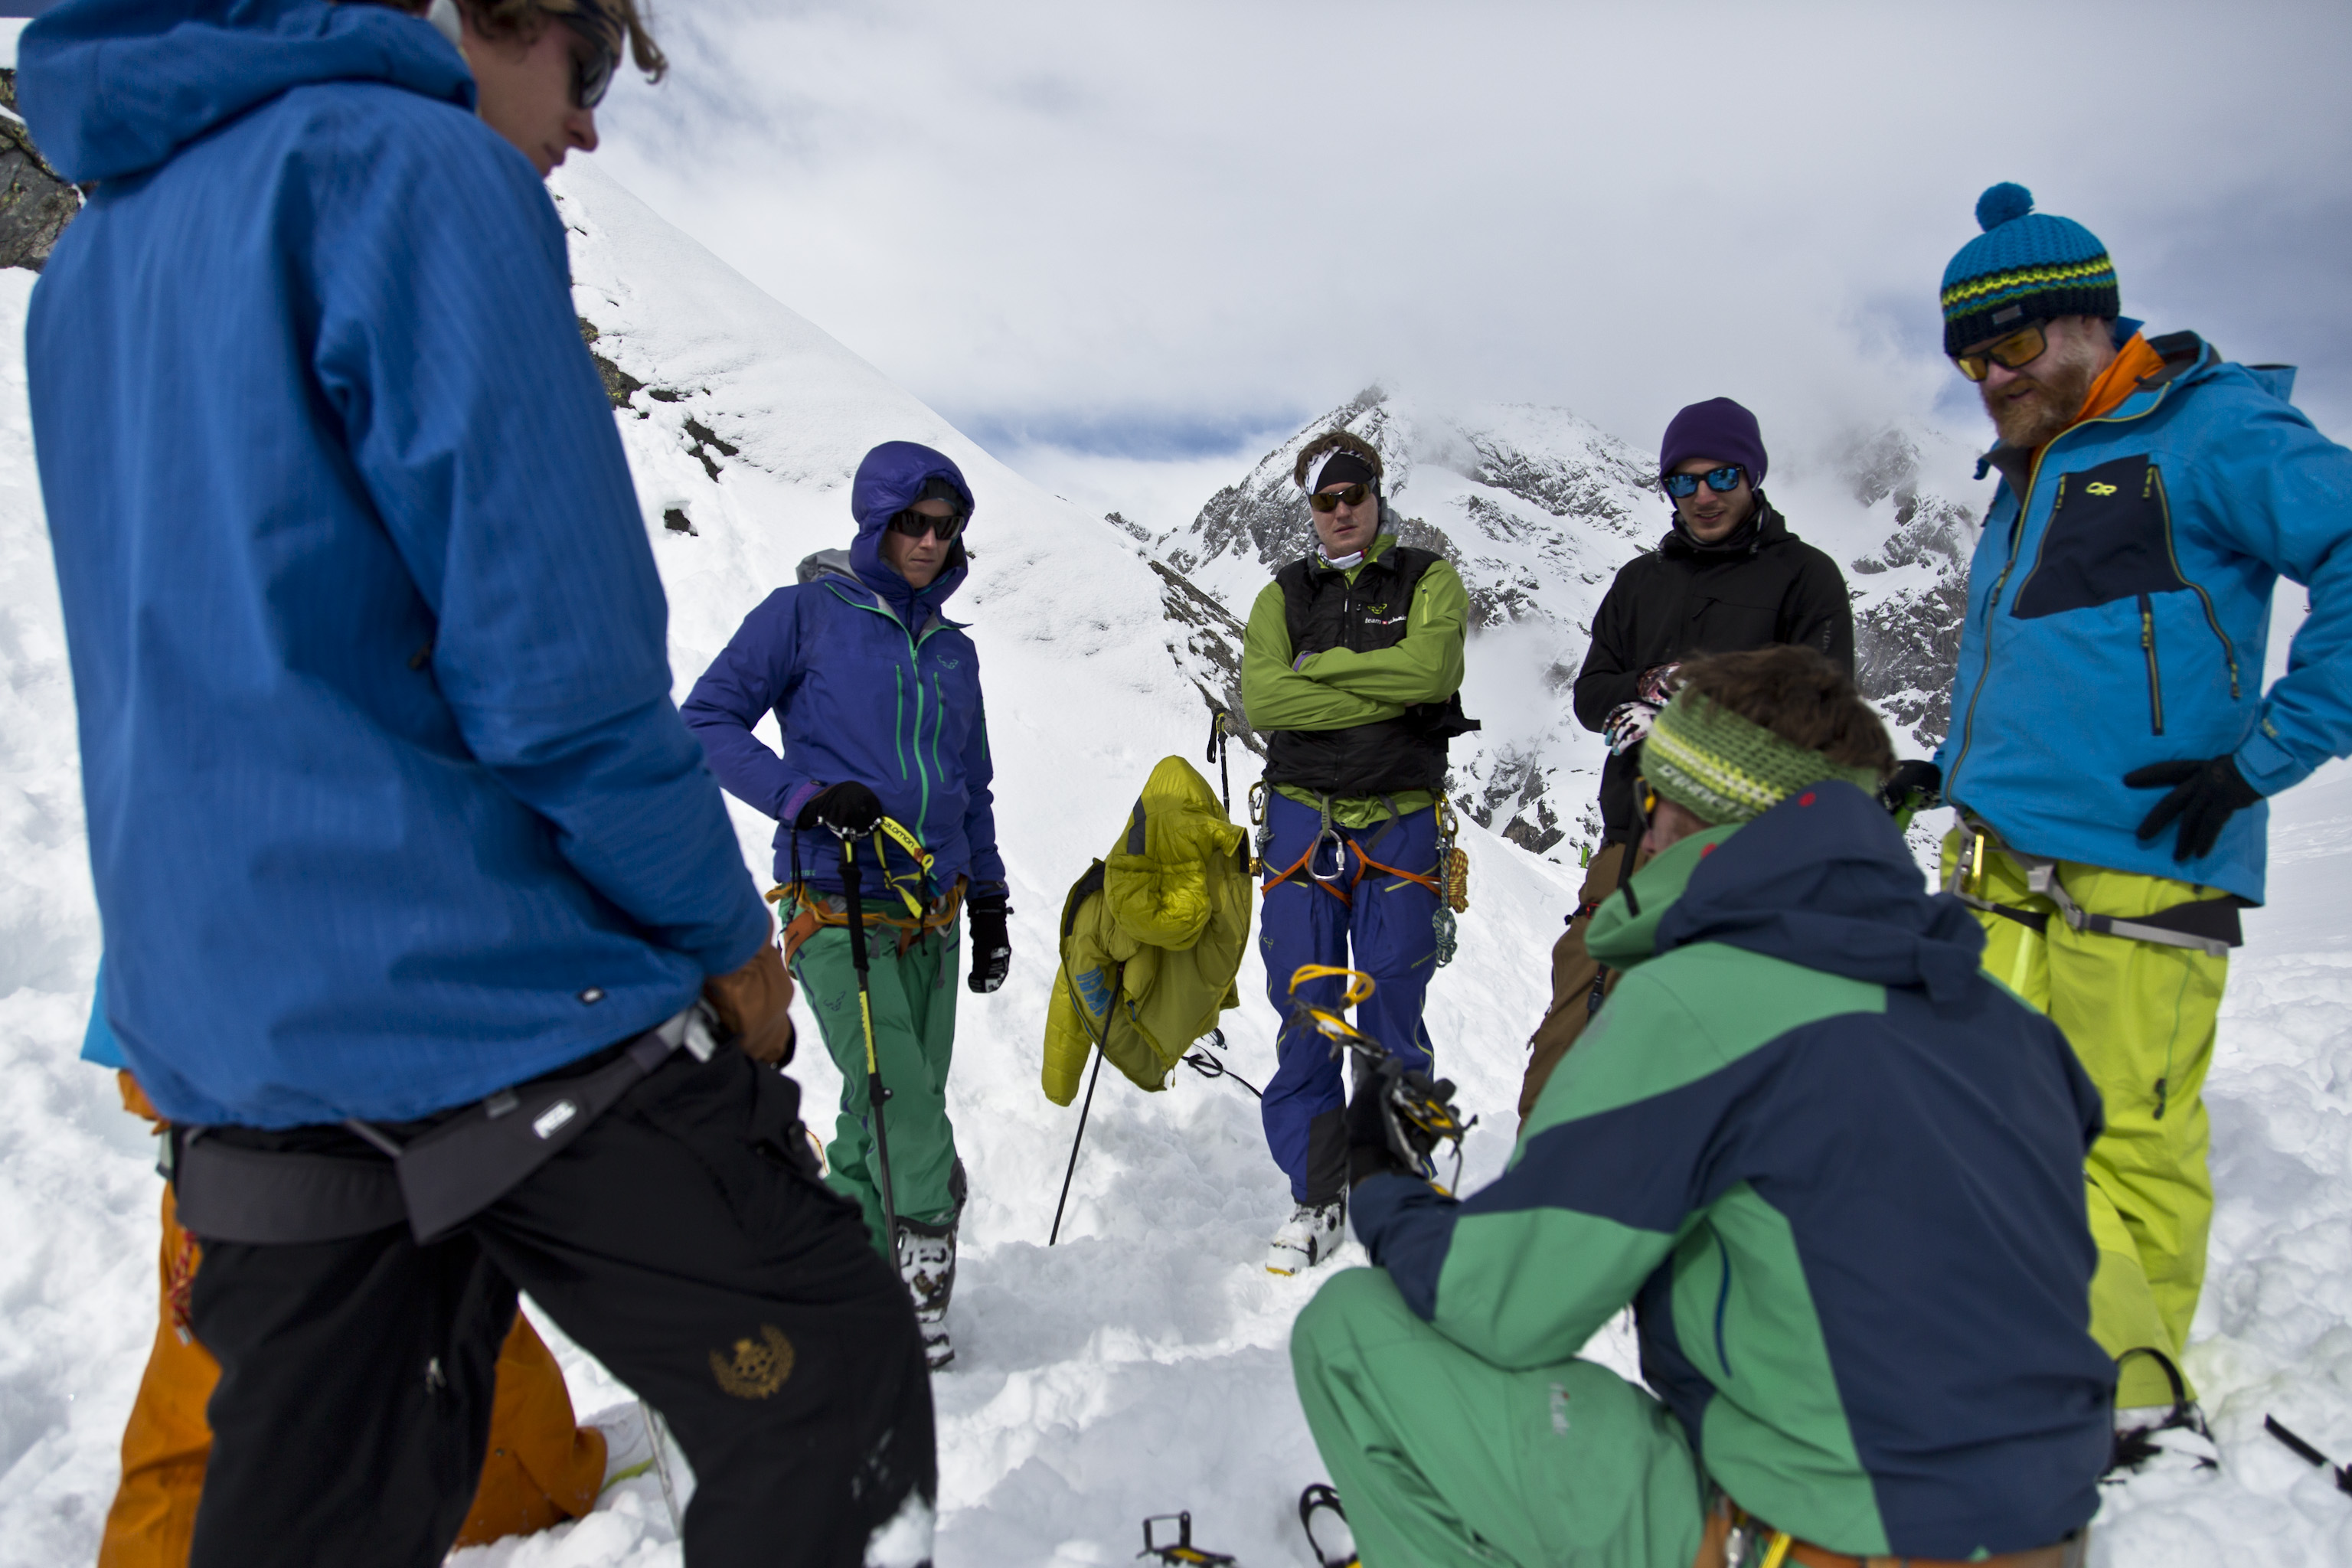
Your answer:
[1258,793,1440,1206]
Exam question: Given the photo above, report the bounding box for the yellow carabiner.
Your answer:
[1286,965,1375,1009]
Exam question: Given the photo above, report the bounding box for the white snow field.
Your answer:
[1,165,2348,1567]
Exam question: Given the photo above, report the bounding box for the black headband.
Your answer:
[1302,450,1379,495]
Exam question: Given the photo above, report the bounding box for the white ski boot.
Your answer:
[897,1216,958,1370]
[1266,1199,1345,1276]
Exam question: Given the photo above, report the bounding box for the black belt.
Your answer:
[172,1009,712,1246]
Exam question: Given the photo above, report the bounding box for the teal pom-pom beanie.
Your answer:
[1939,183,2118,355]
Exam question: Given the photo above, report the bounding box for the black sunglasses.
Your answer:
[1308,482,1372,514]
[889,508,966,542]
[1662,466,1744,499]
[560,13,618,109]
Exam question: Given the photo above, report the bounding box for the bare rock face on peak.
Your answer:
[0,70,86,273]
[1839,425,1978,747]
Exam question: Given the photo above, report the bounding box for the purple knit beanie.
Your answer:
[1658,398,1768,488]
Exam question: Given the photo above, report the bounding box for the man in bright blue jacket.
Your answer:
[21,2,933,1563]
[685,438,1010,1373]
[1933,182,2352,1436]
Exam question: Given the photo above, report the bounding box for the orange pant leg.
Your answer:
[98,1073,607,1563]
[452,1313,609,1547]
[96,1184,215,1568]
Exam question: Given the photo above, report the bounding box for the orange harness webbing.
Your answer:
[1259,837,1442,906]
[769,877,967,962]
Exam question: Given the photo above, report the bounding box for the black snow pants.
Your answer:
[181,1043,935,1568]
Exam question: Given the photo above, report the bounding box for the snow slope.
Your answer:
[2,165,2349,1567]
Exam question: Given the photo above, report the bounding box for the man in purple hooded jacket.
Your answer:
[685,439,1009,1373]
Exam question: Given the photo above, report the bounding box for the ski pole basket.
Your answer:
[1138,1511,1238,1565]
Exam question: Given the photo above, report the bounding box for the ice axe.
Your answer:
[835,829,899,1246]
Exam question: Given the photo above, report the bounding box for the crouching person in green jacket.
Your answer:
[1291,646,2112,1568]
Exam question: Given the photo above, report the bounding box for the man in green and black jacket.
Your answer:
[1292,646,2111,1568]
[1240,429,1477,1275]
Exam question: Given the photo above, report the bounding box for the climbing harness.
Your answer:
[1285,964,1474,1191]
[772,814,958,959]
[1258,794,1449,911]
[1138,1511,1237,1566]
[1949,822,2245,959]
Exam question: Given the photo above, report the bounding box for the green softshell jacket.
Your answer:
[1041,756,1253,1104]
[1240,531,1470,827]
[1348,782,2112,1560]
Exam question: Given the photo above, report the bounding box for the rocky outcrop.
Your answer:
[1839,426,1978,750]
[0,71,84,272]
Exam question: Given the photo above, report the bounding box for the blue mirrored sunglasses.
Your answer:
[1662,465,1744,499]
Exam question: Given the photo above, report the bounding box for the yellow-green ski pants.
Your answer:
[1941,831,2226,1409]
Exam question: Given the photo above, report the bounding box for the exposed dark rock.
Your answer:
[1105,511,1152,542]
[577,318,645,410]
[681,416,737,480]
[1148,557,1262,755]
[0,70,84,273]
[662,508,694,534]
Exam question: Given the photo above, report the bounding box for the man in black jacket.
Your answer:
[1516,398,1853,1119]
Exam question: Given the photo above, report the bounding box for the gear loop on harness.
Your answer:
[768,815,959,960]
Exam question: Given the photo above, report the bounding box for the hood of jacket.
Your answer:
[1657,493,1791,562]
[18,0,475,185]
[1589,779,1985,1004]
[846,439,975,626]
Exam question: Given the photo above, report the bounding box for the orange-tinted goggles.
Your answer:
[1953,322,2049,383]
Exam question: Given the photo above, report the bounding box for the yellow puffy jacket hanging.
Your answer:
[1040,755,1253,1106]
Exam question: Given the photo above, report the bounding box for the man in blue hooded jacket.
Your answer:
[685,439,1010,1373]
[19,2,933,1563]
[1934,182,2352,1438]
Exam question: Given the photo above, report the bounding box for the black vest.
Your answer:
[1264,545,1478,795]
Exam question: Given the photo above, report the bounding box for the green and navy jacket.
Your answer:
[1351,782,2114,1559]
[684,441,1003,900]
[1937,325,2352,902]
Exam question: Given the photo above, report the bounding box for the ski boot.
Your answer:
[897,1158,967,1371]
[1299,1482,1358,1567]
[1266,1198,1345,1276]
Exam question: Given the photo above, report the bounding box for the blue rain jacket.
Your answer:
[1937,331,2352,903]
[21,0,771,1127]
[683,442,1005,902]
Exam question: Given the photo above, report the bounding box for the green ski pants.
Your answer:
[1291,1268,1707,1568]
[789,918,962,1255]
[1942,831,2224,1409]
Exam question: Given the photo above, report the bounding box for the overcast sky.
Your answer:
[589,0,2350,526]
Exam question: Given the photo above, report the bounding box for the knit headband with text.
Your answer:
[1642,691,1879,824]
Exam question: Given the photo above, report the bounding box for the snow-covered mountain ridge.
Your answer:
[1148,388,1983,859]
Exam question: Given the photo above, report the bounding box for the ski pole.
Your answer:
[1207,708,1231,815]
[1047,1045,1102,1246]
[836,831,898,1245]
[2265,1414,2352,1494]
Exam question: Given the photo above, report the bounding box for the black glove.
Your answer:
[1344,1055,1456,1187]
[1878,759,1944,817]
[794,780,882,837]
[965,893,1011,994]
[2125,755,2263,863]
